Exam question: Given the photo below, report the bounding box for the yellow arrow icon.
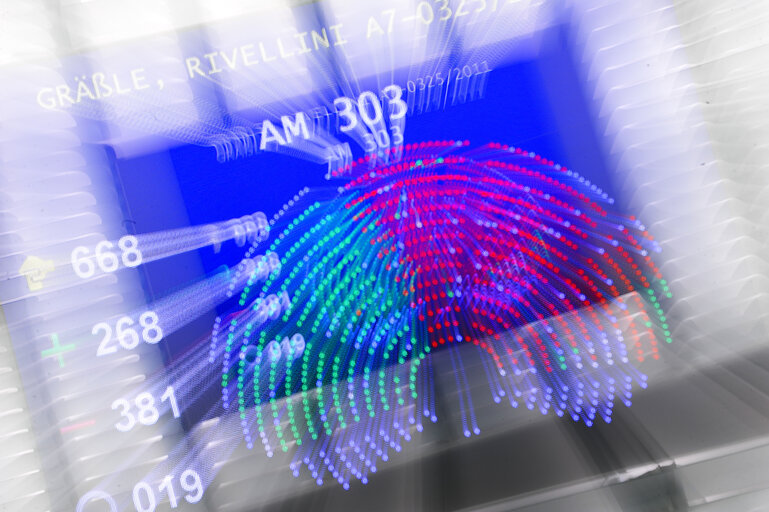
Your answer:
[19,255,55,291]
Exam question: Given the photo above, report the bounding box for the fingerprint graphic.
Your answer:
[213,141,672,487]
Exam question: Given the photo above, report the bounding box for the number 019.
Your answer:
[133,469,203,512]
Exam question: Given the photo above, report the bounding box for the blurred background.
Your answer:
[1,0,768,511]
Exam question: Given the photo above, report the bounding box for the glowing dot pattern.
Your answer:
[216,141,671,488]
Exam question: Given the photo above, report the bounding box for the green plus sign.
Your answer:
[41,334,76,367]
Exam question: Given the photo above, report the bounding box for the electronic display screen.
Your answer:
[2,1,768,512]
